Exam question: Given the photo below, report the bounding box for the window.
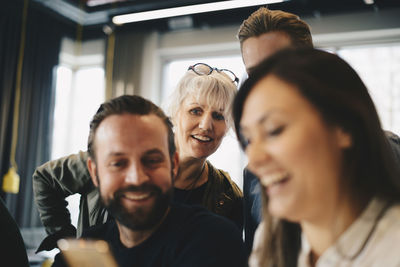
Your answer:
[52,66,105,159]
[337,44,400,134]
[52,38,105,228]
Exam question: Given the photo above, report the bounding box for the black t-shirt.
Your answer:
[173,181,208,205]
[53,203,246,267]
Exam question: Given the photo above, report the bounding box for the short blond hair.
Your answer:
[168,64,237,128]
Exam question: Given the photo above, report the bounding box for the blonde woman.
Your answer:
[168,63,242,228]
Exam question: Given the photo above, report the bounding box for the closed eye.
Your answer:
[143,157,163,165]
[268,126,285,137]
[142,152,165,168]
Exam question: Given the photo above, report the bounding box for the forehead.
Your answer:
[182,95,225,112]
[241,75,314,129]
[242,31,292,72]
[94,113,169,157]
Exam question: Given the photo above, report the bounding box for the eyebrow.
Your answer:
[189,102,225,112]
[105,148,165,158]
[143,149,166,158]
[106,152,126,158]
[240,112,271,134]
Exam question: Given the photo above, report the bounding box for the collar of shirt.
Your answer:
[298,198,389,267]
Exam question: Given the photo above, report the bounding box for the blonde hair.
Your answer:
[168,64,237,128]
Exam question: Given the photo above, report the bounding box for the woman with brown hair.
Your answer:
[233,48,400,267]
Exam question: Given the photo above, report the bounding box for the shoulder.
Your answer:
[169,203,246,266]
[374,202,400,243]
[384,130,400,145]
[243,168,258,184]
[207,161,243,198]
[171,203,242,237]
[33,151,93,193]
[36,151,88,171]
[384,130,400,162]
[356,201,400,265]
[243,168,260,195]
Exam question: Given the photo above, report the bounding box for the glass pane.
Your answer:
[52,66,73,159]
[338,44,400,135]
[52,66,105,229]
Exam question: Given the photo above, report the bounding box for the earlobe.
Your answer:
[172,152,179,177]
[336,128,352,149]
[87,157,99,187]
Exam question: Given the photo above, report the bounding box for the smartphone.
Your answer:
[57,238,118,267]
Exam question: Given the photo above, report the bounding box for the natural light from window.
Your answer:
[337,44,400,135]
[52,67,105,159]
[52,65,105,229]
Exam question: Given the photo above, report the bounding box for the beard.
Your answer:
[99,178,173,231]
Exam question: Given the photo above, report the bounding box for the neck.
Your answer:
[174,156,207,189]
[116,207,170,248]
[301,196,367,262]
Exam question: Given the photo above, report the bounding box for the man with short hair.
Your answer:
[52,95,246,267]
[237,6,400,255]
[237,7,313,254]
[238,7,313,73]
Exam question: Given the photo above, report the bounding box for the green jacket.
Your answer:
[33,151,243,251]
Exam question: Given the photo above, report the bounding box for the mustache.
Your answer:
[113,184,162,198]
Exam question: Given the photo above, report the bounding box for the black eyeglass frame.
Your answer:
[188,62,239,84]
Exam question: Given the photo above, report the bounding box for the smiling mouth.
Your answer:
[259,172,289,187]
[122,192,153,201]
[192,134,213,142]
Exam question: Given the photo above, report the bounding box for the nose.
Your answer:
[124,163,150,185]
[198,113,213,131]
[246,138,270,175]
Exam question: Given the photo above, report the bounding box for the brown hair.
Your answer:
[238,7,313,49]
[233,48,400,266]
[88,95,176,162]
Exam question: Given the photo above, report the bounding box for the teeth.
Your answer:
[193,135,211,142]
[259,172,288,187]
[123,192,151,200]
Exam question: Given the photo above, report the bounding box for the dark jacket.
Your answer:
[0,197,29,267]
[33,152,243,252]
[203,161,243,230]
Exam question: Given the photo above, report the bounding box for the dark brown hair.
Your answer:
[87,95,176,161]
[233,48,400,267]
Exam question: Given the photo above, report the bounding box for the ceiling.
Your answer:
[32,0,400,31]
